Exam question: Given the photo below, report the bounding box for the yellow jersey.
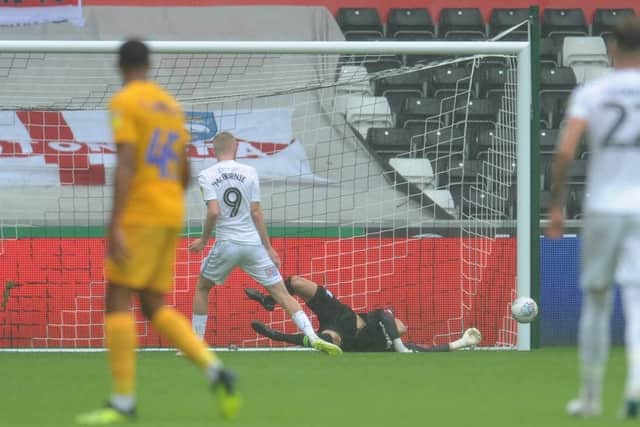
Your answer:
[109,80,189,228]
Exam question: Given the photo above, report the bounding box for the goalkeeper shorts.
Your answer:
[105,225,180,294]
[200,240,282,287]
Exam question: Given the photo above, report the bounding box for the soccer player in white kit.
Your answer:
[188,132,342,356]
[548,17,640,418]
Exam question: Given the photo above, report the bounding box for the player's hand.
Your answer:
[107,227,129,265]
[189,237,207,252]
[546,205,565,239]
[267,247,281,269]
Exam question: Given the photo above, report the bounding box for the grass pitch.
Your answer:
[0,348,625,427]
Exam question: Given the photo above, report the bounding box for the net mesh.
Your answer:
[0,47,519,349]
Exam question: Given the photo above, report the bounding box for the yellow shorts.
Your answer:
[105,225,180,294]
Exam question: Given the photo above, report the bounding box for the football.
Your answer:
[511,297,539,323]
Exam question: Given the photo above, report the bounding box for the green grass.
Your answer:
[0,348,627,427]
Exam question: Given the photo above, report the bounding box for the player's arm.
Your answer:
[180,146,191,189]
[107,98,137,264]
[251,202,281,269]
[188,174,219,252]
[547,87,590,239]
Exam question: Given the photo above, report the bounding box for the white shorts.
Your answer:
[581,213,640,291]
[200,240,283,287]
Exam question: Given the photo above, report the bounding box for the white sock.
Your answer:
[449,338,465,351]
[192,314,208,341]
[110,394,135,412]
[392,338,411,353]
[292,310,319,342]
[622,286,640,400]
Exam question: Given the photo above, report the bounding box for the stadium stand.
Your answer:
[488,8,529,39]
[438,8,486,40]
[336,7,384,40]
[592,8,636,38]
[387,8,435,40]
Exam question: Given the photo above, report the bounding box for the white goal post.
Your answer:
[0,38,532,351]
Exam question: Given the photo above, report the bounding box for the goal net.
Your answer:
[0,40,531,350]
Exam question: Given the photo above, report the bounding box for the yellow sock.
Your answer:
[152,306,217,369]
[104,312,137,396]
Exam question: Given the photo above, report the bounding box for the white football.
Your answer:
[511,297,539,323]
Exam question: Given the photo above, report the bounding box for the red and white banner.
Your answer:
[0,109,324,186]
[0,0,84,27]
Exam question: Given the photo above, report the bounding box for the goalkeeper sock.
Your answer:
[192,314,208,341]
[392,338,410,353]
[152,306,217,370]
[406,343,450,352]
[292,310,319,341]
[104,312,137,403]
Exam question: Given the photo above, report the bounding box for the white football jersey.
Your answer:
[567,69,640,214]
[198,160,262,244]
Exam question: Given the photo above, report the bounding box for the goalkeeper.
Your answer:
[246,276,481,352]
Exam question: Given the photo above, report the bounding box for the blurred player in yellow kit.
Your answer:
[76,40,239,425]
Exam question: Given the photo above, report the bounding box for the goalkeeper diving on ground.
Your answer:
[246,276,481,352]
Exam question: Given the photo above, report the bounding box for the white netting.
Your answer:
[0,44,520,349]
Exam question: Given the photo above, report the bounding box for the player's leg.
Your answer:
[614,218,640,418]
[192,276,213,341]
[192,240,234,341]
[139,290,239,419]
[244,275,317,311]
[251,320,340,348]
[407,328,482,352]
[567,214,619,417]
[242,245,341,355]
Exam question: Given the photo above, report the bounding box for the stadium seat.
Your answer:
[388,158,435,186]
[387,8,435,40]
[424,126,467,158]
[562,37,609,67]
[539,191,553,218]
[439,8,486,40]
[376,72,427,104]
[361,56,403,74]
[562,37,610,83]
[336,8,384,41]
[488,8,530,40]
[336,66,373,96]
[429,66,472,97]
[477,64,512,98]
[540,92,570,129]
[567,188,587,219]
[592,8,636,38]
[340,95,393,137]
[540,38,561,67]
[448,98,498,124]
[539,129,560,156]
[366,127,422,155]
[540,67,576,91]
[397,97,443,129]
[542,9,588,41]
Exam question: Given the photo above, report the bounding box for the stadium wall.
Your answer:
[0,234,516,349]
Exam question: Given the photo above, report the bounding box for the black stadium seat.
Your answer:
[387,8,435,40]
[489,8,530,40]
[476,64,512,99]
[541,66,577,90]
[541,92,570,129]
[439,8,486,40]
[540,37,561,67]
[397,97,443,129]
[336,8,383,41]
[376,72,428,114]
[542,9,588,41]
[539,129,560,155]
[429,66,471,97]
[424,126,467,157]
[592,8,636,38]
[366,128,421,155]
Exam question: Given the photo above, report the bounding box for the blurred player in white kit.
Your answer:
[548,17,640,419]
